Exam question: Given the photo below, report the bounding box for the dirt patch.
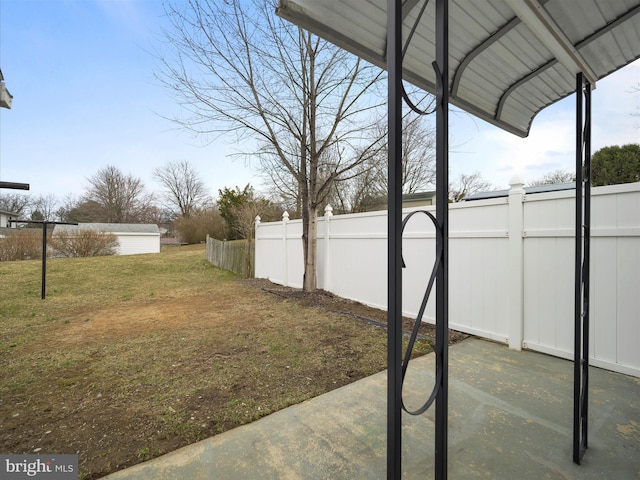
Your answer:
[244,278,469,345]
[43,295,235,347]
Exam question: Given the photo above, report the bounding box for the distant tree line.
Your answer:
[2,143,637,249]
[524,144,639,187]
[0,161,284,246]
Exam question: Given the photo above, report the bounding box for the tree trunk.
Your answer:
[303,205,318,291]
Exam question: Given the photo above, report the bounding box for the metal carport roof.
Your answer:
[277,0,640,137]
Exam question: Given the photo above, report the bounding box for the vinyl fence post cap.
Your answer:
[509,175,525,190]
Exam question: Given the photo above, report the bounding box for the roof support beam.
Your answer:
[0,181,29,190]
[451,16,520,98]
[505,0,598,86]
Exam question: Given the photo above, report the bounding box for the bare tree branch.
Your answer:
[157,0,387,290]
[449,172,494,202]
[85,165,155,223]
[528,169,575,186]
[153,160,211,218]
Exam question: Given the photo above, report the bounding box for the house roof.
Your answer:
[53,223,160,235]
[276,0,640,137]
[463,182,576,200]
[402,191,436,202]
[0,209,19,216]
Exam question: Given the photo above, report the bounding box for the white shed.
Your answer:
[54,223,161,256]
[0,209,18,229]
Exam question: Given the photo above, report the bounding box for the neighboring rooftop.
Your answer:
[463,182,576,201]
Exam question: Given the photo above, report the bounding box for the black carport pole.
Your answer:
[387,0,449,478]
[386,0,403,477]
[573,71,591,465]
[434,0,449,477]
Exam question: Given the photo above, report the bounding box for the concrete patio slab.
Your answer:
[105,338,640,479]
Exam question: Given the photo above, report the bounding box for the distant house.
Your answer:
[360,191,437,212]
[462,183,576,201]
[400,191,437,208]
[0,209,18,229]
[53,223,161,256]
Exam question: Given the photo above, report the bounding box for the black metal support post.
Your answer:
[434,0,449,477]
[387,1,449,478]
[42,222,48,299]
[386,0,403,477]
[573,72,591,465]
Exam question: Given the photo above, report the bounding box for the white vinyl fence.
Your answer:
[255,180,640,377]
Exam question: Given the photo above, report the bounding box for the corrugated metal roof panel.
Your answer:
[277,0,640,137]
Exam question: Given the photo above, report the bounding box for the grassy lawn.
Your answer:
[0,245,439,478]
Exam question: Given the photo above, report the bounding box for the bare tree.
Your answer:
[56,195,102,223]
[326,113,436,213]
[136,204,167,225]
[153,160,211,218]
[0,193,30,216]
[528,169,575,186]
[29,194,59,221]
[377,113,436,195]
[85,165,155,223]
[157,0,386,290]
[449,171,494,202]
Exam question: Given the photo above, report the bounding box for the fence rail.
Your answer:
[205,236,253,277]
[255,180,640,378]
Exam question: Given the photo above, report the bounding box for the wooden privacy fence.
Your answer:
[205,236,254,277]
[255,180,640,378]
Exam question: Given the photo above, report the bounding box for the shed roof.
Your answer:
[276,0,640,137]
[54,223,160,235]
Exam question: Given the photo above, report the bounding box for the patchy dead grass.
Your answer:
[0,245,465,478]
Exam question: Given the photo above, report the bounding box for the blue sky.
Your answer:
[1,0,639,203]
[0,0,253,201]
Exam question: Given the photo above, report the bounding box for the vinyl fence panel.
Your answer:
[255,181,640,377]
